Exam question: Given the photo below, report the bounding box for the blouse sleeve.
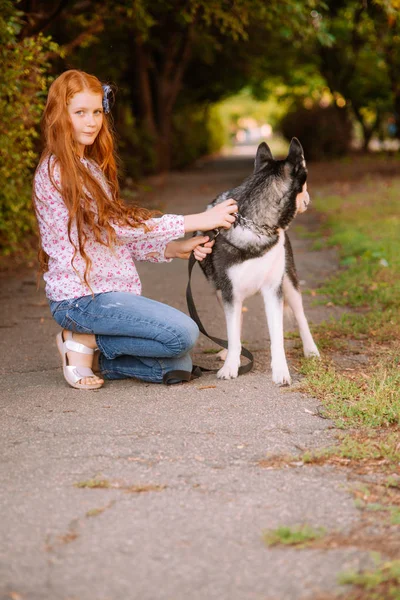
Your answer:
[33,160,71,254]
[121,214,185,263]
[33,157,185,262]
[84,158,185,259]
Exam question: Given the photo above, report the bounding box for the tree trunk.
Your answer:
[352,104,375,152]
[134,41,158,141]
[153,24,196,172]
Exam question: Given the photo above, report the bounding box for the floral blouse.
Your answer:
[33,155,185,301]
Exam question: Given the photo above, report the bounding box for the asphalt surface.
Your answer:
[0,150,370,600]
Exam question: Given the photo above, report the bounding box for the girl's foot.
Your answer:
[56,330,104,389]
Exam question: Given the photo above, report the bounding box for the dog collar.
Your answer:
[233,212,278,237]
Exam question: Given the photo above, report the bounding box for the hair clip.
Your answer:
[102,84,112,114]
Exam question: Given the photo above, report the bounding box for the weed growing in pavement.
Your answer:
[262,524,326,548]
[339,559,400,600]
[86,507,107,517]
[351,480,400,526]
[301,430,400,471]
[74,479,166,493]
[74,479,111,489]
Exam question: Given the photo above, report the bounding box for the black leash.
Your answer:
[163,225,254,385]
[185,249,254,375]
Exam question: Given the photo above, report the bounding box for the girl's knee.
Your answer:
[177,316,199,355]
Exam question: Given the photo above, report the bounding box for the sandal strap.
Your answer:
[65,365,97,384]
[64,338,94,355]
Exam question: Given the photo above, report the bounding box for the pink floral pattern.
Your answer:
[33,155,185,301]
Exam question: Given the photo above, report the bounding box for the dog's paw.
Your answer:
[217,361,239,379]
[217,348,228,361]
[272,365,292,386]
[303,344,320,359]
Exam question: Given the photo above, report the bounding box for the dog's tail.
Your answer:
[283,301,295,328]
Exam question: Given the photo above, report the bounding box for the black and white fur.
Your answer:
[198,138,319,385]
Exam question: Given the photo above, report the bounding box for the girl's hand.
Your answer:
[204,198,238,230]
[164,236,214,260]
[193,238,214,261]
[183,198,238,233]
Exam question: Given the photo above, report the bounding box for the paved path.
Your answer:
[0,152,369,600]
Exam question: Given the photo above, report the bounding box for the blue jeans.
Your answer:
[49,292,199,384]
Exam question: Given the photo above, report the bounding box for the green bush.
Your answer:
[171,104,225,169]
[280,104,352,161]
[0,1,60,255]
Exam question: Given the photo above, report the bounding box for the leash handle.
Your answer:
[186,252,254,376]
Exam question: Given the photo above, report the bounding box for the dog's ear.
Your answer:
[254,142,273,172]
[287,138,305,164]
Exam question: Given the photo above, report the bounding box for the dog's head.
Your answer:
[236,138,310,230]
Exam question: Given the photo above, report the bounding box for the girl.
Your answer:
[33,70,237,390]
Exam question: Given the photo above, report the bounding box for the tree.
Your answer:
[370,0,400,141]
[0,0,61,254]
[16,0,332,171]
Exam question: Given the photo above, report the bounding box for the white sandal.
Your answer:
[56,330,103,390]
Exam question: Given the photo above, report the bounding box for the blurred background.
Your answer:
[1,0,400,257]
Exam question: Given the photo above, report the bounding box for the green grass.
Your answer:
[299,356,400,429]
[86,507,107,517]
[339,559,400,600]
[312,180,400,311]
[74,479,111,489]
[293,175,400,471]
[301,430,400,469]
[262,524,326,548]
[295,181,400,437]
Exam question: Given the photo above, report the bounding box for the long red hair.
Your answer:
[34,69,157,287]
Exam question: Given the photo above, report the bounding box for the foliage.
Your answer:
[25,0,334,173]
[280,104,352,159]
[313,1,400,145]
[0,1,61,255]
[170,104,225,169]
[251,1,400,148]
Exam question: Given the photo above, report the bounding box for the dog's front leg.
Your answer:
[217,300,242,379]
[261,285,291,386]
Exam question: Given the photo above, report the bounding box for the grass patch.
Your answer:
[312,180,400,310]
[299,356,400,429]
[339,559,400,600]
[74,479,111,489]
[263,524,326,548]
[74,479,166,493]
[301,429,400,471]
[303,179,400,432]
[351,480,400,522]
[123,484,167,493]
[86,507,107,517]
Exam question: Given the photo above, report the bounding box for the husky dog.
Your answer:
[198,138,320,385]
